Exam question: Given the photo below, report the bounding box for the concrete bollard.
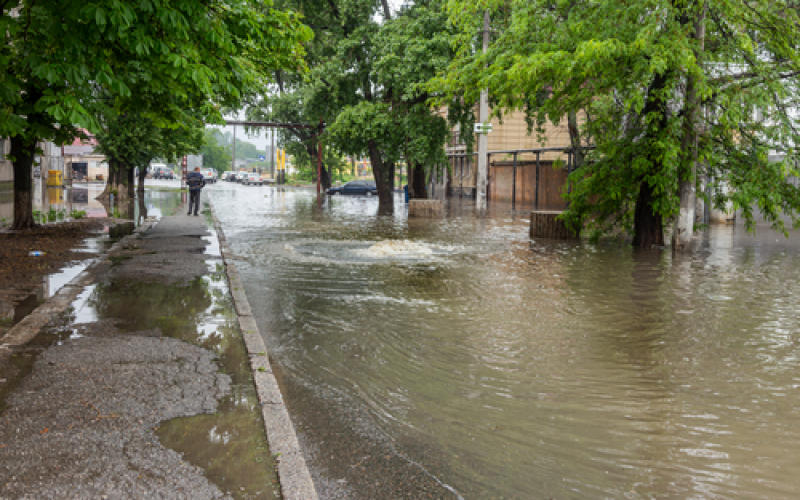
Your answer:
[530,210,576,239]
[408,199,444,217]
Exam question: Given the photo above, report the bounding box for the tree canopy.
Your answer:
[201,130,234,173]
[248,0,458,212]
[439,0,800,246]
[3,0,311,228]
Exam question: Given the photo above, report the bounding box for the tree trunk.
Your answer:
[97,159,133,209]
[97,159,120,201]
[307,143,331,190]
[10,135,37,230]
[137,192,148,225]
[368,141,393,215]
[632,181,664,248]
[117,198,135,219]
[567,110,584,168]
[320,161,331,190]
[673,2,705,251]
[632,71,670,248]
[408,163,427,199]
[137,165,147,194]
[125,166,135,201]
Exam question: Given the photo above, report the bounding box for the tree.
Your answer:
[250,0,458,214]
[200,129,233,174]
[440,0,800,247]
[328,0,455,206]
[94,106,203,214]
[2,0,310,229]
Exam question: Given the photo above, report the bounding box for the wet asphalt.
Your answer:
[0,212,243,498]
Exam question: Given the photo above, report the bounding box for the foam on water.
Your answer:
[272,238,461,266]
[354,239,434,259]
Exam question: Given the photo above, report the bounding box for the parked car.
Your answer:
[202,168,217,183]
[235,171,249,183]
[151,165,175,179]
[222,171,235,181]
[244,172,263,185]
[327,180,377,196]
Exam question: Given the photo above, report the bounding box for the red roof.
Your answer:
[70,129,98,146]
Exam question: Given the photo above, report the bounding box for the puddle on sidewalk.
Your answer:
[86,263,279,499]
[0,233,108,336]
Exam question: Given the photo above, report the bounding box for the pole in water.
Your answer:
[475,9,490,214]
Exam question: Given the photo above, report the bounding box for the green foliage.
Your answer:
[201,129,233,173]
[3,0,312,227]
[70,210,87,220]
[326,1,453,176]
[440,0,800,238]
[285,142,347,180]
[248,0,456,205]
[4,1,310,141]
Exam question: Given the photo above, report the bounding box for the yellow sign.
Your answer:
[47,170,63,186]
[277,149,287,171]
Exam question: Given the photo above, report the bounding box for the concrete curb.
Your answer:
[0,219,157,355]
[207,203,319,500]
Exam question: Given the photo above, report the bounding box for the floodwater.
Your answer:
[66,214,280,499]
[0,177,185,225]
[210,182,800,499]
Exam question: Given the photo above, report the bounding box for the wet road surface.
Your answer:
[210,181,800,499]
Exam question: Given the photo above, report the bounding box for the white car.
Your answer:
[244,172,263,185]
[201,168,217,183]
[235,171,249,183]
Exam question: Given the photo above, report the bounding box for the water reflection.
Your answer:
[210,182,800,499]
[86,259,279,499]
[0,179,186,226]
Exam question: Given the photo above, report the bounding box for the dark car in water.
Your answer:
[327,180,377,196]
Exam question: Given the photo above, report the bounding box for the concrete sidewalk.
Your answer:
[0,211,292,498]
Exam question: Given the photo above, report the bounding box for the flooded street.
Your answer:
[209,182,800,499]
[0,178,186,224]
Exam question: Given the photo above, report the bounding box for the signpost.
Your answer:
[473,122,493,134]
[181,155,188,188]
[476,9,491,213]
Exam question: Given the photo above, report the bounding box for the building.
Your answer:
[443,110,574,210]
[63,134,108,182]
[0,139,12,185]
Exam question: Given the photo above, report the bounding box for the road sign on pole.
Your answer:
[473,122,493,134]
[475,9,491,213]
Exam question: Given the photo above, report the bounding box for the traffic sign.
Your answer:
[474,122,493,134]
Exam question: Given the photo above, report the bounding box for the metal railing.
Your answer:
[447,146,594,210]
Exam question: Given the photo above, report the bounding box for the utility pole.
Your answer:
[231,125,237,172]
[475,9,490,213]
[317,119,323,196]
[271,128,276,179]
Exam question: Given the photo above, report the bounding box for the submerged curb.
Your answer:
[208,203,319,500]
[0,219,156,354]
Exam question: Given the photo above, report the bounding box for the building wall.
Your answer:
[0,139,11,182]
[486,111,572,152]
[446,110,575,200]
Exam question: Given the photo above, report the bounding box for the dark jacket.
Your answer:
[186,171,205,191]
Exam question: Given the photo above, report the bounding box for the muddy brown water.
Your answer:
[210,182,800,499]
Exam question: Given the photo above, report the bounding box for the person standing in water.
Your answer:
[186,167,205,216]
